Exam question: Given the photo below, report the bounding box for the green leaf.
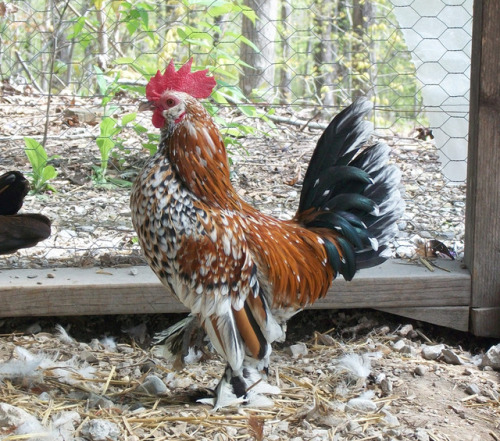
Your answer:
[233,33,260,52]
[211,90,228,104]
[96,137,114,158]
[100,116,118,136]
[238,105,257,117]
[121,113,137,126]
[177,27,189,40]
[106,177,133,188]
[133,124,148,134]
[142,143,158,155]
[208,3,236,17]
[23,137,57,193]
[67,17,86,40]
[94,66,108,95]
[147,133,161,142]
[24,137,47,172]
[211,65,239,81]
[242,7,257,24]
[78,32,93,50]
[183,38,213,49]
[220,127,245,137]
[126,20,140,35]
[105,105,121,117]
[41,165,57,182]
[215,88,247,103]
[114,57,135,65]
[261,114,277,129]
[138,8,149,27]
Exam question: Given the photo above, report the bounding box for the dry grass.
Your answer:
[0,311,498,440]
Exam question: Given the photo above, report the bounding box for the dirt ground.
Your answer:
[0,92,464,269]
[0,310,499,441]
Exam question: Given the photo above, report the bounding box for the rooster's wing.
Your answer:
[174,206,281,370]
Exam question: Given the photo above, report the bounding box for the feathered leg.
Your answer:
[153,297,283,409]
[196,293,284,410]
[199,354,280,410]
[152,314,208,370]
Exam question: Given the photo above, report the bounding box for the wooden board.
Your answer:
[377,306,469,332]
[0,260,470,318]
[465,0,500,337]
[470,307,500,338]
[314,260,470,309]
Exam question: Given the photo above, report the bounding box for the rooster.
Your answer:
[0,171,51,255]
[131,59,404,408]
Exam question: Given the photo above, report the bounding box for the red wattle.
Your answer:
[152,110,165,128]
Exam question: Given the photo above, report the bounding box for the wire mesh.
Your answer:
[0,0,470,269]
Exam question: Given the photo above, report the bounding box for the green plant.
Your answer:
[23,137,58,193]
[94,111,151,186]
[94,116,120,184]
[95,66,122,116]
[75,0,273,180]
[94,66,143,184]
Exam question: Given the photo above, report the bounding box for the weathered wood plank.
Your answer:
[0,266,186,316]
[317,260,470,309]
[465,0,500,337]
[470,308,500,338]
[0,260,470,317]
[376,307,469,332]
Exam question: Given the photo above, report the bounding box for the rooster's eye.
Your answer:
[166,98,176,107]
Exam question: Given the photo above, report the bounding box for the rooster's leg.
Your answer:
[199,356,280,410]
[152,314,207,370]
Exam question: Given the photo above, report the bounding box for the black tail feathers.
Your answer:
[298,97,404,280]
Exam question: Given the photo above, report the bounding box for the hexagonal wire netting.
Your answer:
[0,0,470,269]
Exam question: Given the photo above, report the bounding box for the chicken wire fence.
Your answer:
[0,0,470,269]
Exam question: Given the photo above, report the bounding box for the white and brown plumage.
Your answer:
[131,59,404,408]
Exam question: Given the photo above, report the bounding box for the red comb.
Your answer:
[146,58,216,101]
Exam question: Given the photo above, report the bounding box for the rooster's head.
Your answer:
[142,58,216,129]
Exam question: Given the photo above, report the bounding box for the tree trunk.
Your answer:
[313,0,337,107]
[42,0,72,92]
[95,5,109,71]
[55,2,77,88]
[352,0,374,99]
[239,0,278,100]
[278,1,292,104]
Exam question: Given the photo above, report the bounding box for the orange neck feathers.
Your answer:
[164,100,242,211]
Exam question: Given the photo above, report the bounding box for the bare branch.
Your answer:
[14,50,44,93]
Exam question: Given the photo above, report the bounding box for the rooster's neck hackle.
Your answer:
[162,98,241,211]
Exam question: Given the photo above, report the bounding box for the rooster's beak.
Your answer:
[138,100,155,112]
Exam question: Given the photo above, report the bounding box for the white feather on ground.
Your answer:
[0,346,97,390]
[54,324,76,344]
[333,352,381,379]
[0,352,43,381]
[0,402,50,440]
[183,347,204,364]
[0,402,82,441]
[99,336,117,351]
[346,390,378,413]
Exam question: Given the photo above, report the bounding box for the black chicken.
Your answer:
[0,170,29,215]
[0,171,51,255]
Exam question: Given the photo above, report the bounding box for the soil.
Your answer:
[1,93,464,269]
[0,310,498,440]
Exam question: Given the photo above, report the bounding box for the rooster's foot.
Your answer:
[198,365,280,410]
